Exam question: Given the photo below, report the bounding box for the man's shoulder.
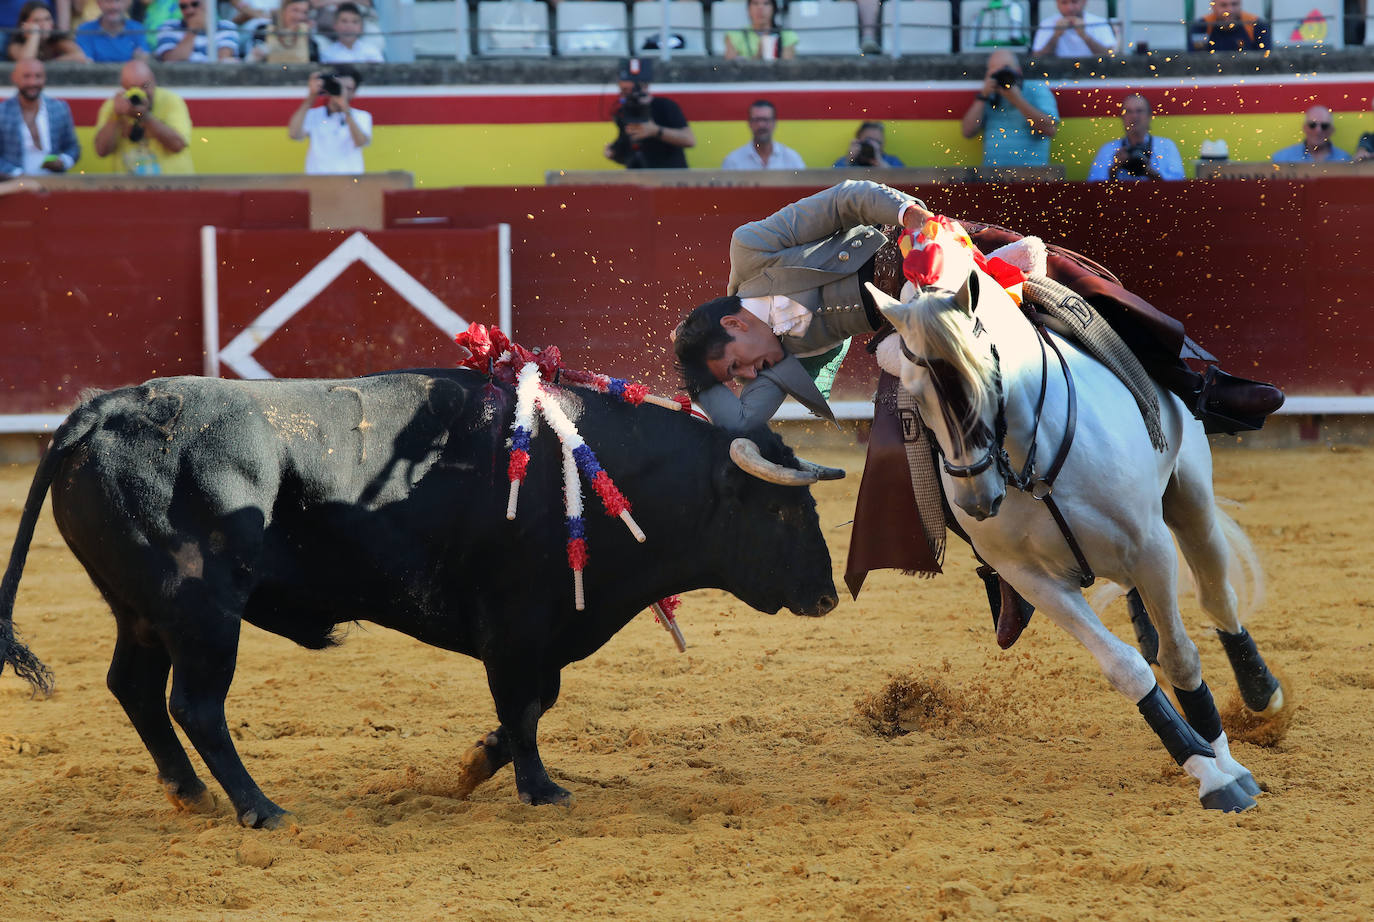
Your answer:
[1271,142,1304,161]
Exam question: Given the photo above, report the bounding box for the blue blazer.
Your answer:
[0,94,80,175]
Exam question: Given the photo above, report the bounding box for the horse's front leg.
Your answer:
[1004,569,1256,813]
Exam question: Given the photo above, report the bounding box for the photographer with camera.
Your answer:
[93,59,193,174]
[1087,93,1183,181]
[960,49,1058,168]
[0,59,78,176]
[603,57,693,171]
[832,121,904,169]
[288,65,371,175]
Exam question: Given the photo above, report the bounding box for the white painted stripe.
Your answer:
[201,225,220,378]
[0,414,67,433]
[498,222,512,338]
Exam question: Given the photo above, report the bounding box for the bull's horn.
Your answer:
[729,438,820,486]
[795,457,846,480]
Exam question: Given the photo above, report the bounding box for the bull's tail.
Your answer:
[1,401,102,697]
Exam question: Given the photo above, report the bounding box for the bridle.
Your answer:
[899,305,1096,588]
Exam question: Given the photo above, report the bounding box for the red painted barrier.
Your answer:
[212,228,503,380]
[0,190,309,415]
[2,181,1369,423]
[385,179,1374,402]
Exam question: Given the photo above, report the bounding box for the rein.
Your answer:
[902,313,1096,588]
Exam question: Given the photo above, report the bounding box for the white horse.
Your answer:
[871,263,1284,813]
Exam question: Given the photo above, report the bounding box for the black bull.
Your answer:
[0,370,838,826]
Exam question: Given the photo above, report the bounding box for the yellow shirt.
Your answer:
[94,87,195,175]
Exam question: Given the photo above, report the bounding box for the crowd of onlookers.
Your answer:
[3,0,1371,181]
[1,0,384,64]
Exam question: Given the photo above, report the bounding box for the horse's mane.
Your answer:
[909,285,998,450]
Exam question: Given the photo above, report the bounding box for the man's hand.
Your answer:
[40,156,66,173]
[623,121,658,142]
[901,202,934,230]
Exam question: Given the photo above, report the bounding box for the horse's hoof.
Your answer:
[1231,771,1262,797]
[1200,780,1257,813]
[1254,686,1285,718]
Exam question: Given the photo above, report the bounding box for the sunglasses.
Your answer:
[179,1,199,9]
[1306,120,1333,130]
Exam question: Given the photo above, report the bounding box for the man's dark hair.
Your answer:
[673,295,744,398]
[856,120,884,138]
[749,99,777,118]
[333,63,363,88]
[336,1,365,16]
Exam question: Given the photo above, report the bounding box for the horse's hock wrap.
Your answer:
[1022,275,1166,452]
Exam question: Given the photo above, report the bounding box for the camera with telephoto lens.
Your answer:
[319,72,343,97]
[1359,132,1374,156]
[991,67,1019,90]
[852,139,881,167]
[125,87,149,108]
[617,81,652,125]
[1123,141,1151,176]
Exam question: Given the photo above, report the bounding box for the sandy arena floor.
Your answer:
[1,441,1371,922]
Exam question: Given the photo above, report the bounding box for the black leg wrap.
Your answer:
[1137,684,1215,765]
[1215,628,1280,713]
[1173,681,1223,746]
[1125,589,1159,666]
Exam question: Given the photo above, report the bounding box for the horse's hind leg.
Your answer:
[1008,569,1253,812]
[1164,434,1283,716]
[107,619,217,815]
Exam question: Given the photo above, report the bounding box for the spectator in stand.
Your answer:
[603,57,694,170]
[8,1,87,60]
[723,0,796,60]
[856,0,880,53]
[133,0,184,33]
[75,0,148,60]
[832,121,904,168]
[1272,105,1352,163]
[0,58,78,175]
[94,58,193,173]
[1087,93,1184,181]
[288,64,371,174]
[318,1,380,62]
[310,0,374,42]
[1031,0,1118,57]
[1189,0,1270,51]
[247,0,318,62]
[154,0,239,60]
[722,99,806,170]
[960,48,1058,167]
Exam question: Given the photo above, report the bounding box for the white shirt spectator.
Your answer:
[154,17,241,61]
[1030,11,1117,57]
[721,141,806,170]
[318,38,384,63]
[301,105,372,174]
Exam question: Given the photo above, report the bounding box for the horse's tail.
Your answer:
[1086,498,1265,624]
[1210,499,1265,625]
[0,400,102,697]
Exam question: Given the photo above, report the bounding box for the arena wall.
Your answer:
[1,176,1368,439]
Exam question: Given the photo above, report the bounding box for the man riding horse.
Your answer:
[672,180,1284,634]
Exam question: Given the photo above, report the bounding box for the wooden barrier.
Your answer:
[2,179,1371,430]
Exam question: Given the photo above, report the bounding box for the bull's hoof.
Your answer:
[161,778,217,815]
[238,804,289,829]
[450,738,500,800]
[518,780,572,806]
[1199,780,1257,813]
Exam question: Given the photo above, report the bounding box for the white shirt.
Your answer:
[15,102,66,176]
[1031,10,1117,56]
[741,294,813,342]
[721,140,807,170]
[301,105,372,175]
[318,38,385,62]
